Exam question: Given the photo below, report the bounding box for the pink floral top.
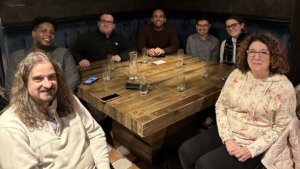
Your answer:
[216,69,296,157]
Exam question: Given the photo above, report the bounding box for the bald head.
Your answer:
[152,9,165,18]
[151,9,166,30]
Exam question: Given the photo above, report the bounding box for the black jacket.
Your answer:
[71,30,134,63]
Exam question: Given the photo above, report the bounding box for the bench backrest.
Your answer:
[0,13,290,85]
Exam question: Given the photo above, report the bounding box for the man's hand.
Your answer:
[112,55,121,62]
[79,59,90,68]
[153,47,164,56]
[147,48,157,57]
[147,48,164,57]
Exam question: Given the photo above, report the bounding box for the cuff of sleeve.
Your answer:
[245,145,257,158]
[220,134,234,144]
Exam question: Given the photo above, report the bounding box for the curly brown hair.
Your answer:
[236,32,289,74]
[9,52,75,128]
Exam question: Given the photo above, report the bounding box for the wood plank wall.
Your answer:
[0,0,158,24]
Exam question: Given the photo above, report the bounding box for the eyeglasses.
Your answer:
[225,23,239,30]
[246,50,270,58]
[100,20,114,25]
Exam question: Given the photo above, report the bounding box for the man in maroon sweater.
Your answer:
[138,9,179,57]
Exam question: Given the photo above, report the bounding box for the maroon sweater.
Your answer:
[137,24,179,54]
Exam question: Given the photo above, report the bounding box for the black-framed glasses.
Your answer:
[246,50,270,58]
[225,23,239,30]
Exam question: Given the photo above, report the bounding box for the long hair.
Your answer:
[236,32,289,74]
[9,52,75,128]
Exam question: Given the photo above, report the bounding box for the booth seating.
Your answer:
[2,16,290,54]
[0,11,290,88]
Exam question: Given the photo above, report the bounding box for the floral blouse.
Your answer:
[216,69,296,157]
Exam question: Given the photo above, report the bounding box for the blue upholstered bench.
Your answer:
[0,13,290,86]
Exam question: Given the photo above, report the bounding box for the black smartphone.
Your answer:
[83,76,98,85]
[100,94,120,103]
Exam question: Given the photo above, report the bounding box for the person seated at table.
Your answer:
[0,52,110,169]
[186,15,220,61]
[5,16,79,100]
[220,15,247,64]
[137,8,179,57]
[179,33,296,169]
[71,12,134,68]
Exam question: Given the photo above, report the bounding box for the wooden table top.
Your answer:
[76,55,234,137]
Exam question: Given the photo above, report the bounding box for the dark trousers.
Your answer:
[178,126,262,169]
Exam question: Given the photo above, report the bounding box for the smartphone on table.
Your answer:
[100,94,120,103]
[83,76,98,85]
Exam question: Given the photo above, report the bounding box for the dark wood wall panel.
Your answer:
[0,0,295,23]
[0,0,158,24]
[159,0,294,20]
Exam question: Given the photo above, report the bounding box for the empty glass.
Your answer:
[202,58,210,78]
[177,49,184,67]
[177,70,185,92]
[107,54,115,70]
[142,48,148,64]
[103,65,111,81]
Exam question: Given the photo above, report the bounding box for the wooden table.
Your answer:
[76,55,234,164]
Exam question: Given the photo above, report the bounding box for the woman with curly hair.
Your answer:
[179,33,296,169]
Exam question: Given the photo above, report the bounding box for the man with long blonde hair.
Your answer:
[0,52,110,169]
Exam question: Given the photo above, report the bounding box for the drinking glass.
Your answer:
[177,49,184,67]
[177,70,185,92]
[107,54,115,70]
[139,75,148,95]
[142,48,148,64]
[202,57,210,78]
[103,65,111,81]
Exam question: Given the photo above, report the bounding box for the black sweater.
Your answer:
[71,30,134,63]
